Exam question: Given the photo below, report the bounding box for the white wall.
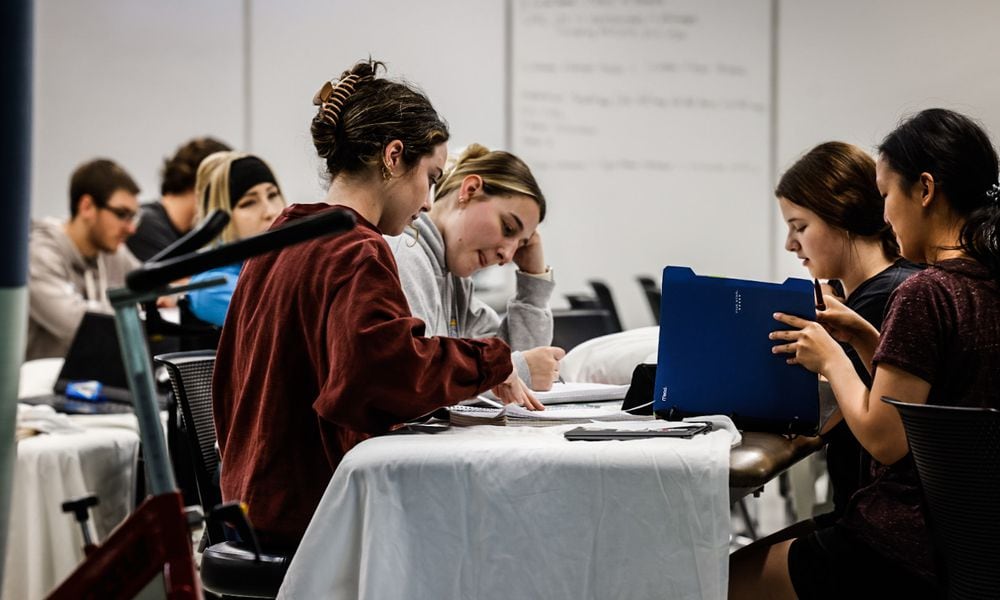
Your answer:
[773,0,1000,282]
[32,0,245,217]
[29,0,1000,328]
[248,0,506,206]
[31,0,505,223]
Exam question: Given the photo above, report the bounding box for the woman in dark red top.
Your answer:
[730,109,1000,598]
[212,59,541,549]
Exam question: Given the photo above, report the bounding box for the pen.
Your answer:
[813,278,827,311]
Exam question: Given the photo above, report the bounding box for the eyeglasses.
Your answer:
[99,205,140,225]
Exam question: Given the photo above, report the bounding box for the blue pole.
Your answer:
[0,0,33,591]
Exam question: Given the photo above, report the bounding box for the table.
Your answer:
[7,363,142,600]
[278,420,739,600]
[4,412,140,600]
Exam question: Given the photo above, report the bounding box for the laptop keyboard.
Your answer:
[19,394,135,415]
[60,399,134,415]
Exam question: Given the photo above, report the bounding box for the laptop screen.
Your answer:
[54,312,132,401]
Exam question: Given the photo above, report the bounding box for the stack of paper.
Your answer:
[447,403,653,427]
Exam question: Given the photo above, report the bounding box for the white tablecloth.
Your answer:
[4,411,140,600]
[279,421,736,600]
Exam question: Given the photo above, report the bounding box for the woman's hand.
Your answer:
[521,346,566,391]
[491,370,545,410]
[770,312,848,376]
[513,231,546,275]
[816,295,878,347]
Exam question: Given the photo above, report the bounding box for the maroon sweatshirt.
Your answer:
[212,203,512,547]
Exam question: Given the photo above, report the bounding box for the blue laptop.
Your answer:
[653,266,820,435]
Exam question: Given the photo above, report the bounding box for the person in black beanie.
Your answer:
[185,152,284,325]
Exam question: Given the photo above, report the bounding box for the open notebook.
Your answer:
[448,403,652,427]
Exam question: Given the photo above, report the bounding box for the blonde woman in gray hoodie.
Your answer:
[389,144,564,390]
[27,159,141,360]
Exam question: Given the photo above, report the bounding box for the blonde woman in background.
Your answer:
[389,143,564,390]
[186,152,285,325]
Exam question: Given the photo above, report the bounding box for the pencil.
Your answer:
[813,278,827,311]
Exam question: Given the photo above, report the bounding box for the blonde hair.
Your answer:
[434,144,546,221]
[195,151,281,244]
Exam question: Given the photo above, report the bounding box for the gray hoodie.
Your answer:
[388,213,554,387]
[26,217,139,360]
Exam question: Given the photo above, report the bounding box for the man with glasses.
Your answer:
[26,158,141,360]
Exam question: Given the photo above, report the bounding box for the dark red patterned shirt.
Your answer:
[842,258,1000,579]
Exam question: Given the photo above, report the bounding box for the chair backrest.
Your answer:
[177,296,222,351]
[153,351,221,522]
[564,292,602,310]
[882,397,1000,599]
[587,280,624,332]
[637,275,661,324]
[552,308,617,352]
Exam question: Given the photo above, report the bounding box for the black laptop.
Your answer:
[21,312,156,414]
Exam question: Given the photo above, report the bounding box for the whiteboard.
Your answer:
[511,0,774,328]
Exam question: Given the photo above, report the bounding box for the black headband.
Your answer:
[228,156,277,208]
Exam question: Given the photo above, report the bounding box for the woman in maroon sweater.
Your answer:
[211,60,541,550]
[730,109,1000,598]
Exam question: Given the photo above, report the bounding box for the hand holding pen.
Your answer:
[812,290,875,347]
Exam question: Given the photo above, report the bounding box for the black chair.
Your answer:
[637,275,661,324]
[155,350,222,536]
[587,280,624,332]
[882,397,1000,599]
[552,308,617,352]
[177,296,222,351]
[155,350,292,599]
[564,292,602,310]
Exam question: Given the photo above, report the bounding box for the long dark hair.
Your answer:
[878,108,1000,277]
[776,141,899,259]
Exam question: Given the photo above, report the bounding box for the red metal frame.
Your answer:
[46,492,200,600]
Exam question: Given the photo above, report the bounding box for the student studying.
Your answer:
[211,59,542,552]
[126,137,232,261]
[388,143,564,390]
[776,142,921,528]
[27,159,141,360]
[730,109,1000,599]
[186,151,286,326]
